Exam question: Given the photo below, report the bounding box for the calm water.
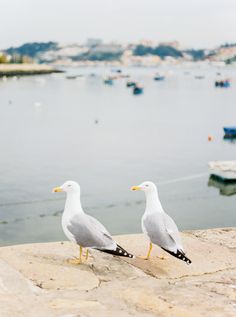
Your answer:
[0,66,236,246]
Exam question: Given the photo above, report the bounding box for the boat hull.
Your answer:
[223,127,236,136]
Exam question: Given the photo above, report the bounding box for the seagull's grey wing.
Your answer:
[143,212,191,264]
[163,213,184,252]
[68,213,116,250]
[87,215,111,237]
[67,213,134,258]
[162,213,192,264]
[86,215,134,258]
[143,213,176,252]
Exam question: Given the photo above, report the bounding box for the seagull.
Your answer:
[53,181,134,264]
[131,181,191,265]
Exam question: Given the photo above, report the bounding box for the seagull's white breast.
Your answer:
[62,213,76,243]
[141,213,149,237]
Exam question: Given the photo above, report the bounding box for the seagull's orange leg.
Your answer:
[139,242,152,260]
[68,246,83,264]
[85,249,89,261]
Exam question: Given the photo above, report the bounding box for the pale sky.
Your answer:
[0,0,236,49]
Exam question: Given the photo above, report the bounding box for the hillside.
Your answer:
[2,41,236,64]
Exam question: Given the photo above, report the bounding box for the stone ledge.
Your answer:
[0,228,235,317]
[0,64,63,76]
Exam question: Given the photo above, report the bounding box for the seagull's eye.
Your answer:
[68,185,72,187]
[145,184,149,187]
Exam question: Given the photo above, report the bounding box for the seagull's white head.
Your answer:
[131,181,157,193]
[52,180,80,194]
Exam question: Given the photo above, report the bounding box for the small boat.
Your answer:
[223,126,236,137]
[120,74,130,78]
[104,77,113,85]
[126,81,136,87]
[133,84,143,95]
[208,161,236,181]
[195,75,205,79]
[66,75,77,79]
[215,79,230,88]
[154,74,165,81]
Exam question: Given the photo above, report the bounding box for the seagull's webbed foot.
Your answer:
[85,249,89,260]
[67,247,90,265]
[138,242,153,261]
[138,255,150,260]
[67,257,82,265]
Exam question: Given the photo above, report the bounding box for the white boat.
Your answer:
[208,161,236,181]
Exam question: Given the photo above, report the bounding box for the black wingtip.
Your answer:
[97,244,135,258]
[162,248,192,265]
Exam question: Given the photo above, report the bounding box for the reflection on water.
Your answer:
[208,174,236,196]
[223,136,236,143]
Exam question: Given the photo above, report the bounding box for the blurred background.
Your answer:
[1,0,236,245]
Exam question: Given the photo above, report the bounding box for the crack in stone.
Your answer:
[135,266,236,281]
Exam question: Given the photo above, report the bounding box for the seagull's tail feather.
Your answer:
[97,244,135,258]
[161,248,192,265]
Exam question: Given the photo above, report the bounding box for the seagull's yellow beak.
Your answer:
[52,187,63,193]
[131,186,141,191]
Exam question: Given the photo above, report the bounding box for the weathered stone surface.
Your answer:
[116,231,236,279]
[0,228,235,317]
[0,242,99,291]
[189,227,236,249]
[0,260,54,317]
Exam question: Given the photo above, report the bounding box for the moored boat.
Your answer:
[133,84,143,95]
[154,75,165,81]
[66,75,77,79]
[104,77,113,85]
[215,79,230,88]
[208,161,236,182]
[126,81,136,87]
[223,126,236,137]
[195,75,205,79]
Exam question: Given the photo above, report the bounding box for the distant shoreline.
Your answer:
[0,63,64,77]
